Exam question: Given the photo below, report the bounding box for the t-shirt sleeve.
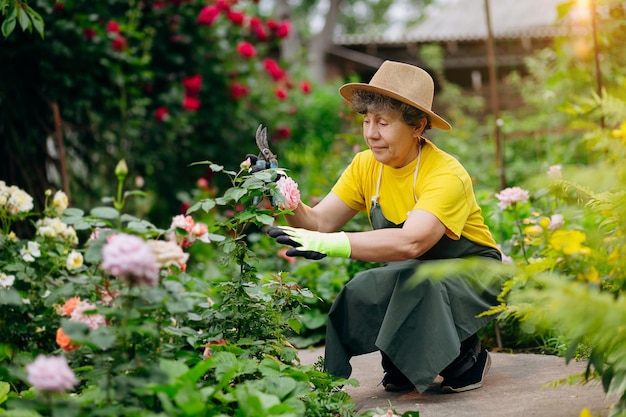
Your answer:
[414,171,471,239]
[331,153,367,212]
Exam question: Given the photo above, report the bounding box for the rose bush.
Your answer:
[0,158,368,416]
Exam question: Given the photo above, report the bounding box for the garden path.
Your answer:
[298,347,617,417]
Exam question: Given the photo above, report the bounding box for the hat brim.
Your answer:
[339,83,452,131]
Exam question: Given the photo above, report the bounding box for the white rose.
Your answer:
[66,251,84,271]
[6,188,34,215]
[53,190,69,215]
[147,240,190,268]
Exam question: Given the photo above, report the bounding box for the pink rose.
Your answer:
[101,233,160,287]
[276,176,300,210]
[26,355,77,393]
[495,186,529,210]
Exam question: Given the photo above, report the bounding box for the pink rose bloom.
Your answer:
[495,186,529,210]
[547,164,562,179]
[548,213,564,230]
[26,355,77,393]
[276,176,300,210]
[70,300,107,330]
[101,233,160,287]
[171,214,195,233]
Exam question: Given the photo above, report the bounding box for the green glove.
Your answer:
[268,226,351,260]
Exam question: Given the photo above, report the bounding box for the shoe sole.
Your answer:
[441,352,491,393]
[384,382,415,392]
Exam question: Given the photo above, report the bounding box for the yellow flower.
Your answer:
[578,407,593,417]
[525,225,543,236]
[549,230,587,255]
[611,121,626,139]
[578,266,599,283]
[538,217,551,229]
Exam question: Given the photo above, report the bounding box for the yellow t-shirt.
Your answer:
[332,138,498,250]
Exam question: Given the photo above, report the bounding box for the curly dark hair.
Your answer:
[350,90,432,131]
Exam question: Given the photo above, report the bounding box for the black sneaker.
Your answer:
[441,348,491,393]
[380,372,414,392]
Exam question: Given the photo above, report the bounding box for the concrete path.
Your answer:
[298,347,617,417]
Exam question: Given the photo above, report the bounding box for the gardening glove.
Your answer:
[268,226,351,260]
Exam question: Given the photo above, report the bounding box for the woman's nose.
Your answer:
[364,124,379,140]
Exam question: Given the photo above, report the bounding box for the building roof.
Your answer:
[335,0,569,45]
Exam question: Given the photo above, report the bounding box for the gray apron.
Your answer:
[324,153,501,393]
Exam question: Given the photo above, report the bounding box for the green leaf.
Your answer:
[27,8,44,38]
[201,199,216,212]
[63,208,85,217]
[89,326,116,350]
[255,213,274,226]
[17,7,29,31]
[0,289,24,305]
[90,206,120,220]
[224,187,247,202]
[0,381,10,404]
[1,17,16,38]
[287,318,301,334]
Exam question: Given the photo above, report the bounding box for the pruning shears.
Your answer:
[255,124,278,169]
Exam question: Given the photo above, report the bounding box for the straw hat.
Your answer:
[339,60,451,130]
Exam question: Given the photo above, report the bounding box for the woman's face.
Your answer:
[362,110,423,168]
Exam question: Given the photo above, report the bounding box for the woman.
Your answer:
[268,60,502,394]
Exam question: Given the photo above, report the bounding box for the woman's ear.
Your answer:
[413,118,427,138]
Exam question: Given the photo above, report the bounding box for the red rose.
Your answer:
[231,81,250,99]
[183,97,200,111]
[82,27,96,40]
[275,20,290,38]
[236,41,256,58]
[112,35,128,51]
[254,24,268,41]
[227,10,245,25]
[106,20,120,33]
[153,1,166,9]
[276,125,292,139]
[249,16,262,28]
[155,107,169,122]
[215,0,230,11]
[263,58,286,81]
[266,19,279,30]
[275,87,288,100]
[197,5,220,25]
[182,74,202,97]
[300,80,312,94]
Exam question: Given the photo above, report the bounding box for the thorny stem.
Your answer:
[511,205,529,263]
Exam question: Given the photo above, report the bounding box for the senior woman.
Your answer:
[268,60,502,394]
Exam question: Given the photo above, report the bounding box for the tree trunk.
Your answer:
[308,0,343,82]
